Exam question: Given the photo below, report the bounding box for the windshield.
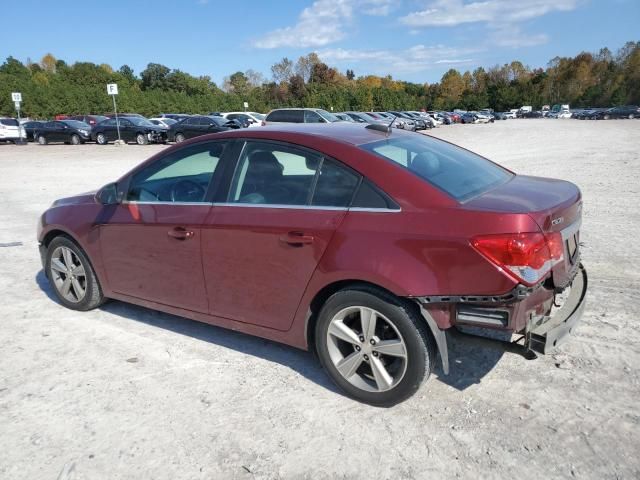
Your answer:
[0,119,19,126]
[316,109,340,122]
[128,117,155,127]
[361,135,513,202]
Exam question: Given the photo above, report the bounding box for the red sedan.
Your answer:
[38,123,587,406]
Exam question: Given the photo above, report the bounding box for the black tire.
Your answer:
[136,133,149,145]
[70,134,81,145]
[45,236,105,311]
[37,135,47,145]
[175,133,185,143]
[96,132,107,145]
[315,287,435,407]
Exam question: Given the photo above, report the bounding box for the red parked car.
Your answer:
[37,123,587,406]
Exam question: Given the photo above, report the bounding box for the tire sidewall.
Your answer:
[136,133,148,145]
[45,236,102,311]
[315,289,430,406]
[175,133,185,143]
[97,133,106,145]
[71,134,80,145]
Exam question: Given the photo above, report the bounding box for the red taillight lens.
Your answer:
[471,232,563,286]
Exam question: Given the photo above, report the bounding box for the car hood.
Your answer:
[52,190,97,207]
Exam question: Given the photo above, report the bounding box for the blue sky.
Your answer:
[1,0,638,84]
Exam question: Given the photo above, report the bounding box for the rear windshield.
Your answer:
[361,135,513,202]
[0,119,19,126]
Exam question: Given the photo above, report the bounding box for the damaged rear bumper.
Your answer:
[525,264,587,354]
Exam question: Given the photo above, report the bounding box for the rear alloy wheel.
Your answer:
[175,133,185,143]
[629,114,635,119]
[96,133,107,145]
[315,288,434,406]
[38,135,47,145]
[136,133,149,145]
[70,134,81,145]
[46,236,104,311]
[603,114,610,120]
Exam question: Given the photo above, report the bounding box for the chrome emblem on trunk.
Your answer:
[551,217,564,226]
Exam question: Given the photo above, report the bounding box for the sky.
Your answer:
[1,0,638,84]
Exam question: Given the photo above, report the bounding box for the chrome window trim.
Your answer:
[348,207,401,213]
[122,201,212,206]
[212,202,348,211]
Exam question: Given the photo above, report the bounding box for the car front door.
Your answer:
[201,140,360,331]
[98,140,232,312]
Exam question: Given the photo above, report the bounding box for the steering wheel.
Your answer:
[170,179,206,202]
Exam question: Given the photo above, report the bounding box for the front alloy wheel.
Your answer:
[316,288,434,406]
[46,236,105,311]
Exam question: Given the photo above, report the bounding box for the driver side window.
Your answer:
[127,142,227,203]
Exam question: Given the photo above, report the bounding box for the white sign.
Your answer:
[11,92,22,102]
[14,101,21,110]
[107,83,119,95]
[243,101,249,109]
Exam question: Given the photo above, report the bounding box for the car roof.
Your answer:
[206,122,414,146]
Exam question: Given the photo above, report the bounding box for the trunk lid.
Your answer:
[465,175,582,287]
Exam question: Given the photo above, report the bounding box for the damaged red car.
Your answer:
[38,123,587,406]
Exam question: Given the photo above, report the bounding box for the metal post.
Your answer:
[112,94,121,142]
[16,104,23,144]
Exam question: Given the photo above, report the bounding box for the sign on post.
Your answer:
[243,101,249,110]
[106,84,122,142]
[10,93,24,144]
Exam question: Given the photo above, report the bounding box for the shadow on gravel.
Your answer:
[37,269,511,394]
[36,269,340,395]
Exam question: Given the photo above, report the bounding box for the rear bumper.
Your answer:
[525,264,587,354]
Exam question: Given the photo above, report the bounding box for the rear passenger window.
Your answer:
[352,180,399,210]
[311,160,359,207]
[229,141,321,205]
[304,110,324,123]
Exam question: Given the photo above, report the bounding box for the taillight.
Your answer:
[471,232,563,286]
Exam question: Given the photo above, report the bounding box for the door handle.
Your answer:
[168,227,195,240]
[279,231,314,247]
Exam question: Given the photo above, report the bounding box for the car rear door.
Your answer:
[98,140,232,312]
[201,140,360,331]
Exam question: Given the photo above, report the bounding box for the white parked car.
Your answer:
[474,112,493,123]
[557,109,573,119]
[504,111,517,119]
[0,118,27,143]
[222,112,265,128]
[148,118,178,129]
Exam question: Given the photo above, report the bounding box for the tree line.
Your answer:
[0,42,638,119]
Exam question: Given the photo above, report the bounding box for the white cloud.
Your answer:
[490,25,549,48]
[319,44,479,74]
[253,0,393,49]
[400,0,578,27]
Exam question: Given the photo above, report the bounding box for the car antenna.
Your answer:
[365,114,395,136]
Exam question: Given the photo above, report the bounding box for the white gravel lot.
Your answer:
[0,119,639,480]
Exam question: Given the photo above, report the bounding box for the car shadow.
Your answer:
[36,270,509,394]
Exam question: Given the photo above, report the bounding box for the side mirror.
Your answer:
[96,182,122,205]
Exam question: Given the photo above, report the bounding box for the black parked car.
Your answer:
[35,120,92,145]
[23,120,45,141]
[593,105,640,120]
[92,117,167,145]
[168,115,240,143]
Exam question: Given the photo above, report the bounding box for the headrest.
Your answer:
[411,152,441,178]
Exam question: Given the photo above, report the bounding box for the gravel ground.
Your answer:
[0,119,639,480]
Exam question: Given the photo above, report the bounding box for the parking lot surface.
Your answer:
[1,120,639,479]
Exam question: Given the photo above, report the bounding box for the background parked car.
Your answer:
[158,113,192,122]
[168,115,240,142]
[222,112,265,128]
[68,115,108,127]
[92,117,167,145]
[334,113,355,122]
[343,112,385,124]
[34,120,92,145]
[22,120,45,140]
[0,117,26,143]
[593,105,640,120]
[264,108,341,125]
[387,111,418,131]
[149,118,178,129]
